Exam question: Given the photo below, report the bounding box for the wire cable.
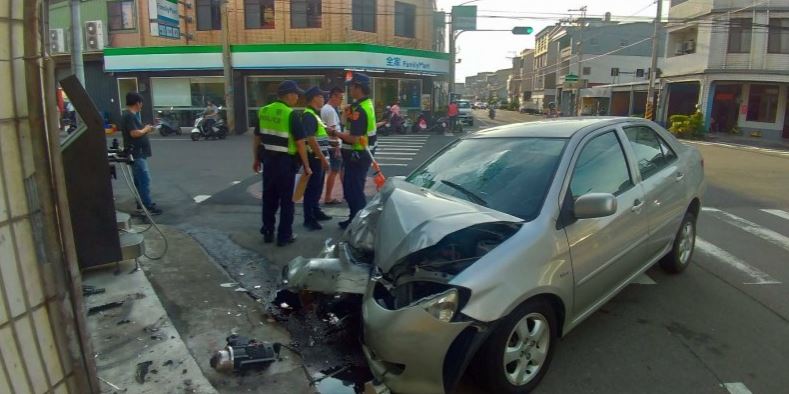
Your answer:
[119,162,169,261]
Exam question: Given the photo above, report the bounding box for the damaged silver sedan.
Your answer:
[285,118,705,394]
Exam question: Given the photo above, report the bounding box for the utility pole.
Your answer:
[572,5,587,116]
[69,0,85,84]
[221,0,235,133]
[645,0,663,120]
[449,24,457,97]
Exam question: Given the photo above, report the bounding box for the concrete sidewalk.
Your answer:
[83,223,314,394]
[705,133,789,150]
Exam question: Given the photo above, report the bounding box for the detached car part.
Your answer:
[210,335,281,373]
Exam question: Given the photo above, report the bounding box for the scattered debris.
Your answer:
[116,298,135,325]
[98,376,122,391]
[82,285,106,297]
[254,285,262,289]
[88,300,125,315]
[135,361,153,384]
[210,334,281,373]
[163,360,174,367]
[234,288,248,292]
[150,369,159,375]
[182,369,188,375]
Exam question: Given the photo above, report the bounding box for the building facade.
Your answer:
[49,0,449,132]
[659,0,789,139]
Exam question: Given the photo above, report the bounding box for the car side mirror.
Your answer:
[574,193,617,219]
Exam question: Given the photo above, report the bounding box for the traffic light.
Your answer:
[512,26,534,35]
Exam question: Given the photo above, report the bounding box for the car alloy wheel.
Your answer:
[677,220,695,266]
[503,312,551,386]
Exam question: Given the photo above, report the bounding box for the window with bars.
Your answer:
[291,0,322,28]
[727,18,752,54]
[107,0,136,32]
[352,0,376,33]
[245,0,275,29]
[768,18,789,54]
[395,2,416,38]
[196,0,222,31]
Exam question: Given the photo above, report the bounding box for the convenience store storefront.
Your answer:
[103,43,450,132]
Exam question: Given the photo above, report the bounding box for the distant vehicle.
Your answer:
[190,110,228,141]
[519,103,540,114]
[155,109,181,136]
[473,101,484,109]
[457,99,474,126]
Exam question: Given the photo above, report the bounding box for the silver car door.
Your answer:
[621,124,687,258]
[563,129,649,318]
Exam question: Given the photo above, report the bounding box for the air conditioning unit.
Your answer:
[49,28,66,53]
[84,20,105,51]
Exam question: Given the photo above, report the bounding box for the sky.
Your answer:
[435,0,661,82]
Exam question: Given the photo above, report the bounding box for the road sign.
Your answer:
[512,26,534,35]
[565,74,579,82]
[452,6,477,31]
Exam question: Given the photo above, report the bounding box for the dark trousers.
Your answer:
[261,153,297,241]
[342,150,372,221]
[303,154,326,224]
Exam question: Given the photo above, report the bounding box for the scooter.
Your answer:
[488,107,496,120]
[413,112,447,134]
[190,115,228,141]
[155,110,181,136]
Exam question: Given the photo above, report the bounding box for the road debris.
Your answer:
[82,285,106,297]
[88,300,125,315]
[135,361,153,384]
[98,376,122,391]
[220,283,238,288]
[210,334,281,373]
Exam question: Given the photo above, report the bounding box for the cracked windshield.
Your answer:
[3,0,788,394]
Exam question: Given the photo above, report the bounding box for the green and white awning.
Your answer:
[104,43,450,75]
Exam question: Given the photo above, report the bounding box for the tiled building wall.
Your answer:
[1,0,94,392]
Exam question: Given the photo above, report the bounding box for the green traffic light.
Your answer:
[512,26,534,35]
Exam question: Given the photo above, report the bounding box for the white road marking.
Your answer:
[378,163,408,167]
[375,158,412,161]
[374,152,417,156]
[193,195,211,203]
[375,148,420,151]
[703,208,789,252]
[631,273,657,285]
[695,238,781,285]
[761,209,789,221]
[230,181,241,185]
[723,382,753,394]
[686,141,789,157]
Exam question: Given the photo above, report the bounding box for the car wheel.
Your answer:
[660,211,697,274]
[473,299,557,394]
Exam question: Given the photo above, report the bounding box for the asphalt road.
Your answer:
[112,111,789,394]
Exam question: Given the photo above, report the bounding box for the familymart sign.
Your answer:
[104,44,450,74]
[148,0,180,40]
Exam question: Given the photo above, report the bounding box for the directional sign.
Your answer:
[452,6,477,31]
[565,74,579,82]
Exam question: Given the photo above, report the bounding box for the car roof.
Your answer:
[468,117,638,139]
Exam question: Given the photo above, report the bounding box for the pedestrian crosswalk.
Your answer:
[374,134,431,167]
[696,207,789,285]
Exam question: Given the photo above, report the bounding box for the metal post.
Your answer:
[574,6,587,116]
[221,0,235,132]
[646,0,663,120]
[449,19,456,97]
[69,0,85,84]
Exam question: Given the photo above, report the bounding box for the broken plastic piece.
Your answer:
[210,335,281,373]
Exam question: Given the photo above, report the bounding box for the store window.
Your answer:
[352,0,376,33]
[291,0,322,28]
[373,78,422,118]
[245,76,322,126]
[108,0,136,31]
[151,77,225,128]
[395,2,416,38]
[727,18,752,54]
[197,0,222,31]
[768,18,789,54]
[245,0,275,29]
[746,84,779,123]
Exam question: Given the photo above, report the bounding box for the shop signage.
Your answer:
[149,0,180,40]
[385,56,433,71]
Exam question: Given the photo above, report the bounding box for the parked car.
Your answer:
[457,99,474,126]
[286,117,705,394]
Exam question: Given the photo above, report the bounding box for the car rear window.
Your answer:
[458,102,471,109]
[407,137,567,220]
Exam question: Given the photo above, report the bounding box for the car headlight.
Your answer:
[418,289,459,323]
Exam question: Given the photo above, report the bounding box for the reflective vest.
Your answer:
[258,101,296,155]
[303,107,330,155]
[342,98,377,151]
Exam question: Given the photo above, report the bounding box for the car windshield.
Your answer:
[458,101,471,109]
[406,137,567,220]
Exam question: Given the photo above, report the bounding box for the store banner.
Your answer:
[149,0,180,40]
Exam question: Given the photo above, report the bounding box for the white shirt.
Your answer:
[320,104,341,142]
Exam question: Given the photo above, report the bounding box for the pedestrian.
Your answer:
[321,87,344,205]
[447,100,459,131]
[333,73,376,229]
[302,86,332,231]
[121,92,163,215]
[253,81,312,247]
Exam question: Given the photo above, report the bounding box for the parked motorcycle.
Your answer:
[62,116,77,134]
[155,110,181,136]
[413,112,447,134]
[190,113,228,141]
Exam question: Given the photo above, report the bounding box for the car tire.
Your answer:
[472,299,557,394]
[660,211,697,274]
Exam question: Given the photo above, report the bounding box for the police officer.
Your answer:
[332,73,377,229]
[253,81,312,247]
[301,86,332,231]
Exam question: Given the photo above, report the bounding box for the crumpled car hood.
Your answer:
[348,178,522,273]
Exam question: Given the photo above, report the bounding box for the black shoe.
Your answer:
[277,234,297,247]
[262,230,274,244]
[145,205,163,215]
[338,220,351,230]
[314,211,332,221]
[304,221,323,231]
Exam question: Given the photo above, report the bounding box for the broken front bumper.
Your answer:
[361,282,472,394]
[283,242,371,294]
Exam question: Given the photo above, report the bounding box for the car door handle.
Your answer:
[675,172,685,182]
[632,199,645,213]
